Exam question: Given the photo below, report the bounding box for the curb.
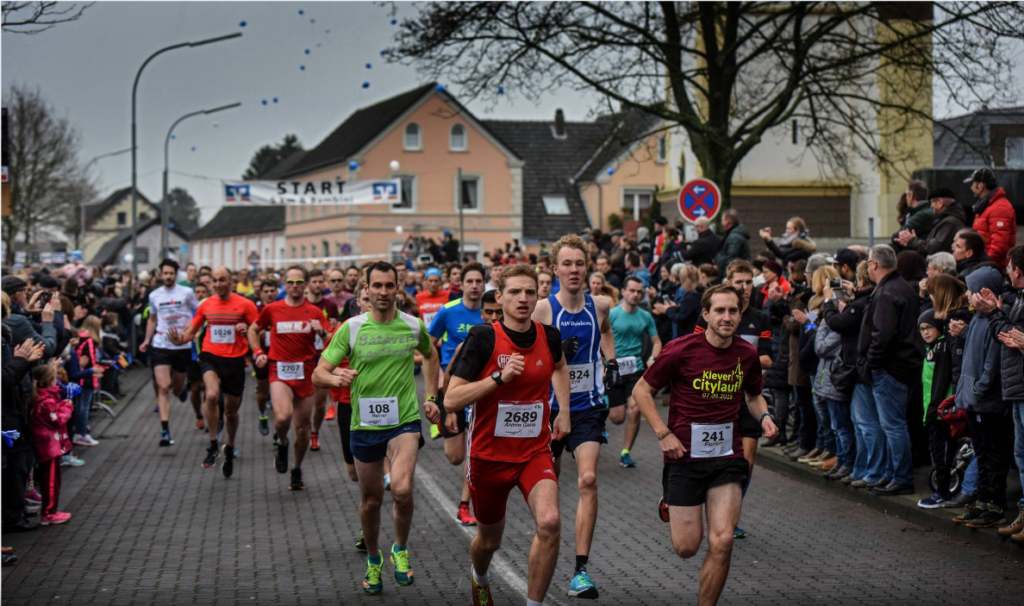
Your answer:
[756,446,1024,561]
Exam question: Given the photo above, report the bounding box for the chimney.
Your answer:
[553,108,566,139]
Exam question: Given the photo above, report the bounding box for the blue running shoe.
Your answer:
[568,570,599,599]
[159,429,174,447]
[620,451,636,468]
[733,527,747,539]
[917,493,949,509]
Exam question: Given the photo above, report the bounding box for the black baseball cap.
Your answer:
[964,167,997,188]
[834,248,860,268]
[1,275,28,294]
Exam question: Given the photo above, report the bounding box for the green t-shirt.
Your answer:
[322,310,432,431]
[609,304,658,371]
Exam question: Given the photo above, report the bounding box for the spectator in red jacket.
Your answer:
[966,167,1016,268]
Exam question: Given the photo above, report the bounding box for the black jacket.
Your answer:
[856,271,924,385]
[986,288,1024,402]
[675,229,720,267]
[1,326,34,456]
[822,289,871,373]
[763,300,791,389]
[715,224,751,275]
[956,253,988,280]
[906,203,967,258]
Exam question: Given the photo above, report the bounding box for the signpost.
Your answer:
[677,178,722,223]
[247,251,260,267]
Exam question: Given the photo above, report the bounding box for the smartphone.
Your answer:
[39,291,53,306]
[829,278,842,290]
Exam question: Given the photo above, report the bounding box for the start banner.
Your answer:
[222,179,400,206]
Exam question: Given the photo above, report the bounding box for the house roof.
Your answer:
[189,205,286,240]
[88,217,190,267]
[83,186,200,235]
[934,105,1024,167]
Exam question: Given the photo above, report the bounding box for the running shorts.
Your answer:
[608,372,643,408]
[437,392,468,438]
[149,347,191,374]
[350,421,424,463]
[550,406,608,459]
[198,352,247,398]
[468,453,557,525]
[268,358,317,399]
[662,458,749,507]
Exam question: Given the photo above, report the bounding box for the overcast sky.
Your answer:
[3,2,1022,227]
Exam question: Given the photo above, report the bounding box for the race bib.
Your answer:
[617,356,638,376]
[314,333,324,351]
[690,422,734,458]
[359,396,400,427]
[210,325,235,344]
[263,331,271,348]
[495,401,544,438]
[423,311,438,330]
[568,363,595,393]
[276,361,304,381]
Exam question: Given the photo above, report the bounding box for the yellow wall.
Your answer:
[83,196,158,261]
[580,134,667,232]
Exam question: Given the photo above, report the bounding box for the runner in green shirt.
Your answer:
[313,261,440,596]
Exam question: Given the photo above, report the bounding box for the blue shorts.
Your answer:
[550,406,608,459]
[350,421,424,463]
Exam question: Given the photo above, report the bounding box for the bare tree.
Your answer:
[2,1,92,34]
[393,2,1024,208]
[2,86,92,260]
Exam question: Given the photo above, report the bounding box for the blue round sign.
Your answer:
[677,178,722,223]
[341,243,352,255]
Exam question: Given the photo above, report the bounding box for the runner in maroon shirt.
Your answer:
[306,269,340,452]
[633,284,778,606]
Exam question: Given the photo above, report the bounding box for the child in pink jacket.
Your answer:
[29,363,74,525]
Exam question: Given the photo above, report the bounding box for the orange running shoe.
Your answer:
[310,432,320,451]
[195,418,206,431]
[326,404,337,421]
[456,503,478,526]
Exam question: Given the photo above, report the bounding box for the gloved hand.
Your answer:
[604,359,622,390]
[562,336,579,358]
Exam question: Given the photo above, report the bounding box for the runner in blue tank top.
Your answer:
[532,234,618,599]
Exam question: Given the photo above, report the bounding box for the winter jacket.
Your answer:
[972,187,1016,268]
[956,253,989,280]
[765,230,817,264]
[675,229,721,267]
[666,287,702,338]
[857,271,924,385]
[715,224,752,276]
[948,306,973,388]
[786,314,811,388]
[985,287,1024,402]
[29,385,73,463]
[955,267,1006,414]
[813,320,849,402]
[763,300,791,389]
[2,326,35,456]
[2,310,57,359]
[822,289,871,385]
[906,202,967,258]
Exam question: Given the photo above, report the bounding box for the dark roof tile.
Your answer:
[190,206,286,240]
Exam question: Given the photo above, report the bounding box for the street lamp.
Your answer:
[130,31,242,278]
[161,102,241,256]
[81,147,133,249]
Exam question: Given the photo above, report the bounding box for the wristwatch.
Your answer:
[759,411,776,425]
[426,395,438,403]
[491,370,504,386]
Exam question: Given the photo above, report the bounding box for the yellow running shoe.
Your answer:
[363,550,383,595]
[390,544,414,586]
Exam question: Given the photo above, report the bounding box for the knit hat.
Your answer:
[918,309,940,330]
[762,260,784,277]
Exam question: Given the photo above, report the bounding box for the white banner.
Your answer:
[222,179,400,206]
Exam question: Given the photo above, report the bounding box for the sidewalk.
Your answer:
[756,442,1024,560]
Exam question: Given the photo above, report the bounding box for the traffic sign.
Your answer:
[678,178,722,223]
[340,243,352,255]
[247,251,260,266]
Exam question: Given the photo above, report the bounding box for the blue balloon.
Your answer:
[365,63,372,69]
[497,86,505,95]
[170,134,176,140]
[607,168,614,175]
[298,9,304,15]
[261,99,268,105]
[349,161,358,171]
[305,49,310,55]
[300,65,306,71]
[273,97,279,103]
[362,82,370,89]
[191,147,197,152]
[391,19,397,25]
[435,84,445,92]
[380,49,388,56]
[239,20,246,27]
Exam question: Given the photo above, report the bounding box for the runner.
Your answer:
[445,263,571,606]
[427,262,487,525]
[415,267,449,330]
[446,264,463,301]
[312,261,440,596]
[253,278,278,437]
[306,269,340,451]
[325,268,354,314]
[632,284,778,606]
[139,258,200,447]
[532,234,618,599]
[608,276,662,468]
[695,260,773,538]
[168,267,258,478]
[248,266,326,491]
[186,282,210,431]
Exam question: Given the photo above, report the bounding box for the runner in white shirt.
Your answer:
[139,259,200,447]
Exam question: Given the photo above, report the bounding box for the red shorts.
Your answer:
[467,454,557,525]
[269,358,316,399]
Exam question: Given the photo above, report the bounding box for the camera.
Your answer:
[829,278,842,291]
[39,291,53,306]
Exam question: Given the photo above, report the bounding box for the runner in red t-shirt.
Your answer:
[633,284,778,606]
[446,264,570,606]
[415,267,449,332]
[248,266,326,491]
[168,267,258,478]
[307,268,341,452]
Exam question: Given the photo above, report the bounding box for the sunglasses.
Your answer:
[329,278,343,282]
[286,279,306,284]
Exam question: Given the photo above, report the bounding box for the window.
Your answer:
[322,239,329,257]
[1006,136,1024,168]
[392,175,415,211]
[300,245,306,260]
[542,195,571,215]
[139,212,149,221]
[117,212,127,227]
[459,176,480,211]
[404,123,421,150]
[657,135,667,164]
[623,189,653,220]
[450,124,467,151]
[290,246,296,260]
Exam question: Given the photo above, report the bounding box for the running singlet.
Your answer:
[416,289,450,332]
[321,310,433,431]
[190,294,258,359]
[428,298,483,367]
[149,285,200,350]
[254,300,323,363]
[467,322,555,463]
[548,293,603,411]
[609,305,658,374]
[642,333,763,464]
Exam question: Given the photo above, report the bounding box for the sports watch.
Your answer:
[491,370,504,386]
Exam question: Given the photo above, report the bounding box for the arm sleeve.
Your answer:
[428,306,447,339]
[823,301,862,336]
[643,339,684,390]
[450,326,495,381]
[321,322,350,366]
[2,356,32,388]
[743,349,765,395]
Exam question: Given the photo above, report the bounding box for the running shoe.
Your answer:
[918,493,950,509]
[567,570,599,599]
[61,454,85,467]
[275,438,289,474]
[272,434,279,448]
[159,430,174,447]
[384,473,391,491]
[195,418,206,431]
[456,503,478,526]
[310,432,320,451]
[40,512,72,526]
[430,422,441,440]
[390,544,414,586]
[953,504,986,524]
[355,530,367,552]
[326,404,337,421]
[202,446,219,468]
[73,434,99,447]
[620,451,636,468]
[472,577,494,606]
[657,497,670,523]
[733,527,747,539]
[177,388,189,403]
[258,415,270,436]
[363,551,384,595]
[965,503,1006,529]
[289,468,305,491]
[221,445,235,479]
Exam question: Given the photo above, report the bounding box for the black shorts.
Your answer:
[337,403,354,465]
[149,347,191,374]
[187,360,202,383]
[663,458,750,507]
[198,352,247,398]
[438,392,468,438]
[550,406,608,459]
[737,405,761,440]
[254,360,269,381]
[608,372,643,408]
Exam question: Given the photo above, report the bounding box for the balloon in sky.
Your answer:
[362,82,370,89]
[391,19,397,25]
[498,86,505,95]
[170,134,176,140]
[262,99,267,105]
[305,49,310,55]
[366,63,372,69]
[436,84,445,92]
[298,9,304,15]
[239,20,246,27]
[380,49,388,56]
[395,225,404,235]
[191,147,197,152]
[607,168,614,175]
[300,65,306,71]
[273,97,279,103]
[349,161,359,171]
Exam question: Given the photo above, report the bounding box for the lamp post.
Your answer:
[80,147,133,249]
[161,102,241,257]
[130,31,242,278]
